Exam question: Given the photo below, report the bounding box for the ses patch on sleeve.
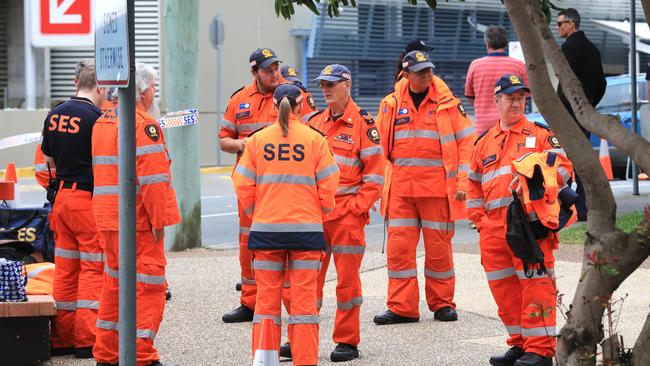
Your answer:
[457,103,467,117]
[548,135,562,148]
[367,126,380,144]
[359,109,375,125]
[306,95,317,110]
[145,124,161,142]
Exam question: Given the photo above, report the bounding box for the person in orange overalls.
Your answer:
[303,64,384,362]
[374,51,475,325]
[40,58,108,359]
[468,74,571,366]
[91,63,180,366]
[220,48,315,323]
[281,64,318,116]
[232,83,339,366]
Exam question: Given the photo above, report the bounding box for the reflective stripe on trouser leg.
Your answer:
[50,191,81,349]
[386,195,421,318]
[419,196,456,312]
[238,203,256,310]
[316,235,334,311]
[93,231,166,366]
[252,250,285,360]
[324,212,365,346]
[520,237,557,357]
[480,227,524,349]
[287,249,321,365]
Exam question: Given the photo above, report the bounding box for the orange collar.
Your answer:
[324,99,360,125]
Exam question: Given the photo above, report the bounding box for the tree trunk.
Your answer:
[634,312,650,365]
[503,1,650,365]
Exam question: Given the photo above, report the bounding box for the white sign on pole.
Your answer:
[94,0,129,87]
[30,0,95,47]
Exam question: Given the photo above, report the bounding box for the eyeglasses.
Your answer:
[556,20,571,27]
[318,80,344,89]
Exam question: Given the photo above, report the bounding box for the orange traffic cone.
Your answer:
[2,163,21,207]
[599,139,614,180]
[4,162,17,182]
[252,318,280,366]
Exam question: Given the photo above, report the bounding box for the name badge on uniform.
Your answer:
[525,136,536,148]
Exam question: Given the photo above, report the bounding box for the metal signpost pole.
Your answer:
[631,2,639,195]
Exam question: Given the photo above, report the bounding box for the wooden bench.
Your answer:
[0,295,55,366]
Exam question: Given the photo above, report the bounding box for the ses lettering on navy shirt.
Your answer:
[41,97,102,186]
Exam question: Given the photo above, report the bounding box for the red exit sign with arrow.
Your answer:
[31,0,94,47]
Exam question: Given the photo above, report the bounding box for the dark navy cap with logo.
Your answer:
[313,64,352,82]
[493,74,530,95]
[249,48,281,70]
[404,39,433,53]
[402,51,435,72]
[281,65,302,83]
[273,83,304,105]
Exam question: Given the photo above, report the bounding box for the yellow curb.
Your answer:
[200,166,233,174]
[0,167,36,180]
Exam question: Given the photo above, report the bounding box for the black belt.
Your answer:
[60,181,93,193]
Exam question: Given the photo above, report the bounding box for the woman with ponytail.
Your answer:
[232,83,340,366]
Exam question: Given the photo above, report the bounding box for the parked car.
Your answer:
[526,74,646,178]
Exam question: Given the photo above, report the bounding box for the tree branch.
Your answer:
[641,0,650,30]
[634,311,650,366]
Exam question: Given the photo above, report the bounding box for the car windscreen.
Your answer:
[597,80,647,113]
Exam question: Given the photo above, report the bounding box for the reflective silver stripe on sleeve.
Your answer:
[316,163,339,181]
[447,170,458,179]
[337,185,361,195]
[485,267,517,281]
[239,226,250,235]
[257,174,316,185]
[253,314,282,325]
[56,301,77,311]
[362,174,384,185]
[505,325,522,335]
[331,245,366,255]
[27,264,54,278]
[458,163,469,173]
[136,144,165,156]
[79,251,104,262]
[454,126,475,140]
[238,122,273,133]
[545,148,567,157]
[394,130,439,140]
[316,299,323,309]
[485,196,513,211]
[138,173,170,185]
[137,329,157,340]
[92,156,118,165]
[289,260,321,270]
[337,296,363,310]
[96,319,119,331]
[440,132,456,144]
[424,268,455,280]
[243,204,254,216]
[388,218,420,228]
[360,146,383,159]
[482,166,512,185]
[77,300,100,310]
[241,277,256,285]
[515,269,555,280]
[34,163,48,172]
[221,119,237,132]
[287,315,320,324]
[393,158,443,167]
[334,154,362,168]
[466,198,484,209]
[557,167,571,183]
[235,164,256,180]
[104,265,119,279]
[421,220,454,231]
[252,260,285,271]
[521,326,556,337]
[94,185,141,196]
[387,268,417,279]
[55,247,80,259]
[137,273,166,285]
[469,170,482,182]
[250,222,323,232]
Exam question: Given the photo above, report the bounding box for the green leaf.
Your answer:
[425,0,437,10]
[300,0,321,16]
[274,0,281,17]
[601,265,620,276]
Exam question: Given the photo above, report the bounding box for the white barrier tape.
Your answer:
[0,133,42,150]
[157,109,199,129]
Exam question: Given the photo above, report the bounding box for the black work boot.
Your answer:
[433,306,458,322]
[148,362,177,366]
[235,281,242,291]
[165,286,172,301]
[330,343,360,362]
[373,310,419,325]
[96,363,118,366]
[280,342,292,359]
[222,305,254,323]
[74,346,94,359]
[50,347,75,356]
[514,352,552,366]
[489,346,524,366]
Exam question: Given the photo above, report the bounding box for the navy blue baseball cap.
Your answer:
[249,48,281,70]
[494,74,530,95]
[273,83,303,105]
[281,65,301,83]
[402,51,435,72]
[313,64,352,82]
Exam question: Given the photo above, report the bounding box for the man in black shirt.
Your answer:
[41,58,108,359]
[556,8,607,221]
